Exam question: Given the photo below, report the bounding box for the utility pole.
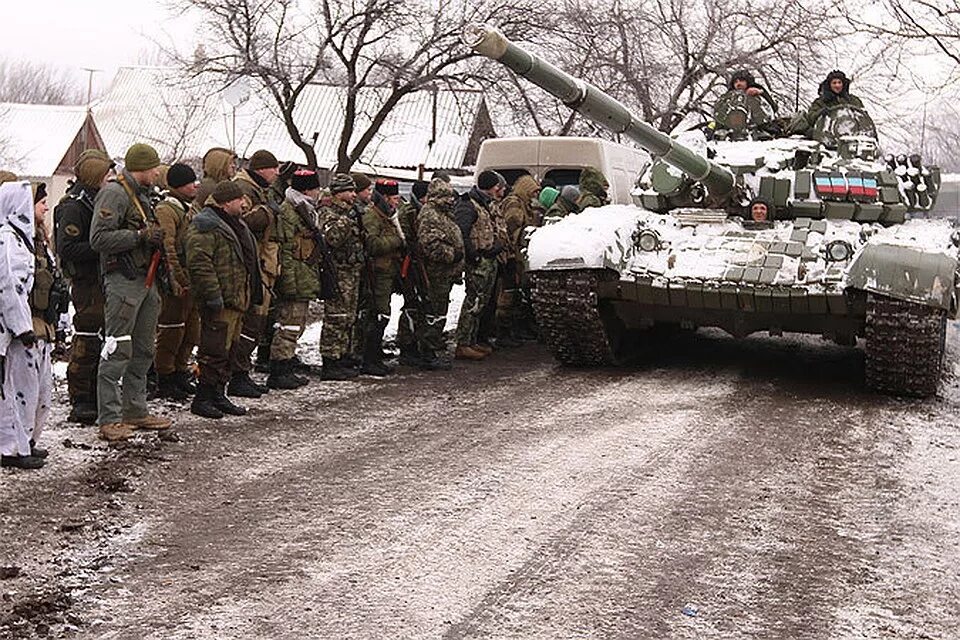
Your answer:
[81,68,102,151]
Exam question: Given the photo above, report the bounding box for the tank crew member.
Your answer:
[318,173,365,380]
[806,70,864,125]
[497,174,541,345]
[396,179,430,365]
[544,185,581,223]
[748,196,773,222]
[576,167,610,210]
[721,69,777,112]
[414,179,465,370]
[55,149,114,424]
[360,179,405,377]
[267,169,324,390]
[154,163,201,400]
[454,170,505,361]
[89,143,171,441]
[0,182,50,469]
[228,149,281,398]
[184,181,260,419]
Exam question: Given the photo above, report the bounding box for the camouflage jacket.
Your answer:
[417,201,464,267]
[362,193,405,271]
[577,167,610,211]
[454,187,498,264]
[183,206,259,311]
[318,197,364,267]
[275,191,321,301]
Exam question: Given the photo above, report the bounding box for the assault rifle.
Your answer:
[293,202,340,300]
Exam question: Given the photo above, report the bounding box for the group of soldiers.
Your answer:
[0,140,614,466]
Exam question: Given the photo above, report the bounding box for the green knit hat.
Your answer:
[124,143,161,172]
[539,186,560,209]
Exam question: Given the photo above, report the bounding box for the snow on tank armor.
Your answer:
[463,24,959,397]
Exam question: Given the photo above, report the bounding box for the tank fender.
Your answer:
[527,205,643,272]
[847,243,958,312]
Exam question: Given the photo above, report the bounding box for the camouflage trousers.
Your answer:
[155,291,200,375]
[455,256,498,347]
[416,263,459,356]
[228,286,271,375]
[321,264,361,360]
[197,308,244,387]
[98,272,161,426]
[66,278,104,405]
[269,299,309,361]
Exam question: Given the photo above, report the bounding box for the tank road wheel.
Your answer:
[864,293,948,397]
[529,269,621,366]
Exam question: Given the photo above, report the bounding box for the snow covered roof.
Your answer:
[0,103,91,177]
[92,66,489,170]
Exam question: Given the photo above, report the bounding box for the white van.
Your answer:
[474,137,649,204]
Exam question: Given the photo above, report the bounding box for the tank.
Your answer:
[463,24,958,397]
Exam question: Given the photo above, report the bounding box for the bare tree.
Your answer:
[0,59,84,105]
[848,1,960,68]
[177,0,540,171]
[177,0,331,168]
[481,0,855,140]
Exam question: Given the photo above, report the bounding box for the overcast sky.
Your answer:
[0,0,197,95]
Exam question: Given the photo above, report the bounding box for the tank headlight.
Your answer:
[636,229,662,252]
[825,240,853,262]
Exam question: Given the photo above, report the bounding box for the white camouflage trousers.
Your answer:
[0,340,52,456]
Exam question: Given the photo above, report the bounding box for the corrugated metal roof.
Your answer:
[0,103,89,177]
[93,67,485,170]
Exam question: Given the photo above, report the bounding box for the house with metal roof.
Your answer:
[0,102,106,201]
[93,66,494,176]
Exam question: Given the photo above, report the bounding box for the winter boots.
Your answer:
[267,359,309,390]
[227,371,268,398]
[191,384,224,419]
[157,373,189,401]
[360,319,392,377]
[67,400,98,425]
[455,344,488,361]
[322,357,359,381]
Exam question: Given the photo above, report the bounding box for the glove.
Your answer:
[205,297,224,312]
[139,225,165,248]
[16,331,36,348]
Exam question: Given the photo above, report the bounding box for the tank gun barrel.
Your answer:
[463,24,736,198]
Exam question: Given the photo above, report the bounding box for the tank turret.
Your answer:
[462,24,737,200]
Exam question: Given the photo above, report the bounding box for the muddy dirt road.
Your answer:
[2,328,959,639]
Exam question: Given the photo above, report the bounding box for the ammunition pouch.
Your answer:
[31,267,71,325]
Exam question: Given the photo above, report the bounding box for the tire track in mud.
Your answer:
[79,351,661,637]
[442,360,950,638]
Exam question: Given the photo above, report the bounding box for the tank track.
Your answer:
[864,293,947,397]
[529,269,617,366]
